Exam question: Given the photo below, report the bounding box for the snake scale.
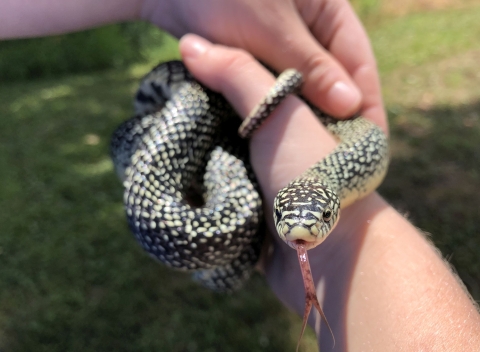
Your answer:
[111,60,389,345]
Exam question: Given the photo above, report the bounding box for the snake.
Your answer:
[111,60,389,348]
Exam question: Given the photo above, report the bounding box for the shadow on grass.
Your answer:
[0,70,316,352]
[381,101,480,300]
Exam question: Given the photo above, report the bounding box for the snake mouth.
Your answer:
[287,239,317,251]
[284,226,320,250]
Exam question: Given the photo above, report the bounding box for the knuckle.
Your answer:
[298,52,331,81]
[219,48,256,76]
[297,52,342,95]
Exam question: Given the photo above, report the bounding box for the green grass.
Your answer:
[1,1,480,351]
[371,5,480,73]
[0,69,317,351]
[0,23,180,81]
[381,104,480,299]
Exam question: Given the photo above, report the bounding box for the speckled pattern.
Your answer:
[274,178,341,248]
[111,61,264,291]
[273,109,389,247]
[238,69,303,138]
[236,69,389,249]
[307,112,389,207]
[111,61,389,291]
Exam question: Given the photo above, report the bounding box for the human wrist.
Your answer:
[265,193,389,327]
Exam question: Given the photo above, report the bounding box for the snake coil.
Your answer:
[111,60,389,292]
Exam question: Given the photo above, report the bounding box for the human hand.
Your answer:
[142,0,386,129]
[180,35,370,342]
[179,33,381,348]
[179,35,480,351]
[0,0,385,129]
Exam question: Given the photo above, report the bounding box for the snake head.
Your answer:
[273,179,340,250]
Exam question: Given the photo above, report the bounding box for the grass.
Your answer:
[381,104,480,299]
[371,6,480,73]
[0,69,314,352]
[1,1,480,351]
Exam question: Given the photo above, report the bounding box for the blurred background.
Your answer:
[0,0,479,351]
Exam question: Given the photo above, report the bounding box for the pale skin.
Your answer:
[2,0,480,350]
[0,0,384,125]
[180,35,480,351]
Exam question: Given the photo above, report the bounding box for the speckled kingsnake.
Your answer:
[111,60,389,292]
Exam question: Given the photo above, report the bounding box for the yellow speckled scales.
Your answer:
[111,61,389,293]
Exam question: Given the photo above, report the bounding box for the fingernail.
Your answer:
[180,34,210,59]
[326,81,361,116]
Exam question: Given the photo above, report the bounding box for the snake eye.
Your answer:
[322,208,332,222]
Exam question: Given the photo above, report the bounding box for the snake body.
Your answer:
[274,109,388,249]
[111,60,389,292]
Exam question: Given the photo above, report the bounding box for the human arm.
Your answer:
[0,0,384,123]
[179,34,480,351]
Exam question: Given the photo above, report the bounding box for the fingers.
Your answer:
[236,1,364,119]
[297,0,387,131]
[247,0,386,131]
[143,0,386,130]
[179,34,337,210]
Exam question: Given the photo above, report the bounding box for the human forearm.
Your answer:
[266,194,480,351]
[346,196,480,351]
[178,36,480,350]
[0,0,142,39]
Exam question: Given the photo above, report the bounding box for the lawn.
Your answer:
[1,1,479,351]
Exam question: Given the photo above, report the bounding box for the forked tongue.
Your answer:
[294,240,335,352]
